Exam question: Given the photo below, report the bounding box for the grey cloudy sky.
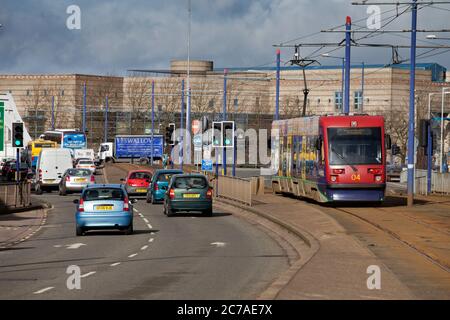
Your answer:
[0,0,449,75]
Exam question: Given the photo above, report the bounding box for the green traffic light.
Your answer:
[225,139,231,145]
[15,140,21,146]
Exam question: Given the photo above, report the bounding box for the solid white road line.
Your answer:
[34,287,54,294]
[128,253,138,258]
[81,271,96,278]
[141,245,148,251]
[110,262,121,267]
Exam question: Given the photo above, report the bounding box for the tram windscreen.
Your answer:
[327,127,382,165]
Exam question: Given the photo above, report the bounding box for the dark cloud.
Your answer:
[0,0,448,75]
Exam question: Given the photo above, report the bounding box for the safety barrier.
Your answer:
[216,175,253,206]
[0,182,32,211]
[400,169,450,195]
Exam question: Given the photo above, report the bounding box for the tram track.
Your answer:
[326,205,450,274]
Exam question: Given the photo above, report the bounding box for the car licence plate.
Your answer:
[95,205,113,211]
[183,194,200,199]
[75,178,87,182]
[136,188,147,193]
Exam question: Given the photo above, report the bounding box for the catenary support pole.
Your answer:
[407,0,418,207]
[344,16,352,114]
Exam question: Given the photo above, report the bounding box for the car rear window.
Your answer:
[83,188,125,201]
[79,160,94,165]
[157,173,180,183]
[173,177,208,189]
[130,172,152,180]
[68,169,91,176]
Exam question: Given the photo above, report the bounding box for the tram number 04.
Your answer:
[351,174,361,181]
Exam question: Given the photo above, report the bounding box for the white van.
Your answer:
[35,148,73,194]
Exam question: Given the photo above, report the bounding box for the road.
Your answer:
[0,167,288,299]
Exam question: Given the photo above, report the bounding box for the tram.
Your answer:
[271,115,390,203]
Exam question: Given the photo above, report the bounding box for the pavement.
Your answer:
[217,193,417,299]
[0,165,288,299]
[0,201,50,250]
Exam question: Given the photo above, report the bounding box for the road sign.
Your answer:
[0,102,4,152]
[192,120,201,135]
[201,159,213,172]
[193,134,202,147]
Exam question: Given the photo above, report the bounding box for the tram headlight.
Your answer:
[375,175,382,182]
[331,175,338,182]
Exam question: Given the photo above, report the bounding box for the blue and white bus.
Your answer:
[40,129,87,151]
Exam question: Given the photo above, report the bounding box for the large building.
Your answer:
[1,60,449,165]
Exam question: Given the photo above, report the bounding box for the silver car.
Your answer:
[59,168,95,195]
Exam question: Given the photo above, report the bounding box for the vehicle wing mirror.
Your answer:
[385,134,392,150]
[131,199,138,204]
[120,178,125,182]
[73,199,79,204]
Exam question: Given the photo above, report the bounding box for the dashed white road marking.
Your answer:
[210,242,227,248]
[148,238,154,243]
[34,287,54,294]
[81,271,96,278]
[146,223,153,230]
[143,218,149,224]
[141,245,148,251]
[110,262,121,267]
[150,232,156,235]
[128,253,138,258]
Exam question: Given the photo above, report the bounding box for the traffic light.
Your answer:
[392,144,401,156]
[12,122,24,148]
[222,121,235,148]
[419,119,429,148]
[212,122,222,147]
[165,123,175,146]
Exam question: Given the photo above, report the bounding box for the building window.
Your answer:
[208,99,215,108]
[334,91,343,111]
[256,97,260,107]
[44,89,48,96]
[354,91,363,111]
[26,90,31,96]
[233,98,238,108]
[61,89,65,96]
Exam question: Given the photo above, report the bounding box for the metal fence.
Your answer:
[0,182,32,211]
[400,169,450,195]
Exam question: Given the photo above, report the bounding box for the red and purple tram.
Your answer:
[271,115,389,203]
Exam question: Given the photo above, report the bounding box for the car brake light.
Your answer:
[38,169,42,180]
[78,198,84,212]
[154,183,159,191]
[169,189,175,200]
[90,175,95,182]
[123,197,129,211]
[206,188,213,199]
[332,169,345,174]
[368,168,382,174]
[66,176,70,181]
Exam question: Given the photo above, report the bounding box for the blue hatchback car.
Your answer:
[146,169,183,204]
[74,184,136,236]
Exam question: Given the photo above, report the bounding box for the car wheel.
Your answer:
[203,208,213,217]
[151,195,157,205]
[146,193,152,203]
[59,187,67,196]
[35,183,43,195]
[124,223,133,235]
[76,226,84,236]
[166,207,175,217]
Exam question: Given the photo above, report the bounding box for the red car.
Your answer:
[122,170,152,197]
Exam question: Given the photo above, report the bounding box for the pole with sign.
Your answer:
[0,102,4,153]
